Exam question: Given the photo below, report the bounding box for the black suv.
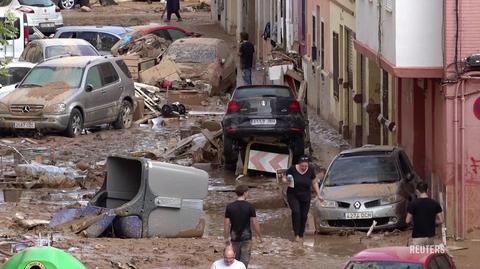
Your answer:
[221,85,309,170]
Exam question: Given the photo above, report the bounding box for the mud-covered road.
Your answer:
[0,2,477,268]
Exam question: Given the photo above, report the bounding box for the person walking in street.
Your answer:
[282,156,321,242]
[224,185,262,268]
[406,182,443,246]
[164,0,182,22]
[210,243,246,269]
[238,32,255,86]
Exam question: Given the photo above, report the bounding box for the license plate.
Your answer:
[345,212,373,219]
[14,122,35,129]
[250,119,276,125]
[39,23,55,28]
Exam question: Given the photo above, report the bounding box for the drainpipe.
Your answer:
[453,81,460,239]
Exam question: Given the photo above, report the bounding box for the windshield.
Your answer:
[18,0,53,7]
[0,67,31,86]
[233,87,293,99]
[346,261,422,269]
[166,44,216,63]
[323,155,400,187]
[45,45,99,59]
[21,66,84,88]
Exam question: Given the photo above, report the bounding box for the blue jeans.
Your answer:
[241,68,252,86]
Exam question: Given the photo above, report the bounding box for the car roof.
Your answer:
[37,56,106,67]
[134,24,188,33]
[171,37,222,46]
[6,61,36,68]
[339,145,398,156]
[349,247,432,264]
[56,26,133,36]
[32,38,94,46]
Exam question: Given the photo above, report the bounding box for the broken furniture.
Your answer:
[50,156,209,238]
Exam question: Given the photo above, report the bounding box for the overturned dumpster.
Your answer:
[50,156,209,238]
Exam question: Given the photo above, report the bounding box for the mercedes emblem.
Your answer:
[354,201,361,209]
[22,105,31,113]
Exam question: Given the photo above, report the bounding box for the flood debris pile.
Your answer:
[50,156,209,239]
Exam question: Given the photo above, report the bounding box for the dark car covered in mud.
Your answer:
[0,56,136,137]
[222,85,308,169]
[313,145,418,233]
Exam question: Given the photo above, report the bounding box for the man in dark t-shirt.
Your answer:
[238,32,255,86]
[224,185,262,268]
[406,181,443,246]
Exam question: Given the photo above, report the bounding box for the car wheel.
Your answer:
[223,134,238,171]
[59,0,75,9]
[65,108,83,138]
[292,137,305,164]
[114,100,133,129]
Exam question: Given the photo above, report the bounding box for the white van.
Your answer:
[0,9,28,60]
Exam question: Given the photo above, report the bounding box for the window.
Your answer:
[59,32,75,38]
[311,15,317,62]
[18,0,53,6]
[99,62,119,85]
[398,152,412,177]
[30,46,43,63]
[153,30,171,41]
[167,29,187,41]
[347,261,422,269]
[384,0,393,12]
[0,0,13,6]
[98,33,118,51]
[115,60,132,79]
[233,87,293,99]
[45,45,99,59]
[433,255,453,269]
[77,32,98,48]
[320,21,325,69]
[22,66,84,88]
[333,32,339,99]
[86,65,103,90]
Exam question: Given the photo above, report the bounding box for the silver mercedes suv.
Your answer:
[0,55,136,137]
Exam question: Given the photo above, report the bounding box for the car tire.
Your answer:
[223,134,238,171]
[114,100,133,129]
[65,108,83,138]
[292,137,305,164]
[59,0,75,9]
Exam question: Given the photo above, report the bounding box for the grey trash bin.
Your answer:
[89,155,209,238]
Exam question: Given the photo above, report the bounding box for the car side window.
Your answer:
[31,46,44,63]
[398,151,412,177]
[428,258,440,269]
[167,29,187,41]
[153,29,171,40]
[59,32,75,38]
[99,62,119,85]
[86,65,103,90]
[98,33,118,51]
[78,31,99,49]
[115,60,132,79]
[433,255,452,269]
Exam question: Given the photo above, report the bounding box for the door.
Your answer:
[84,64,108,124]
[332,32,339,99]
[99,62,122,121]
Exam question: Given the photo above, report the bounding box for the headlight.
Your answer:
[380,194,403,205]
[0,103,9,113]
[45,103,67,114]
[319,199,338,208]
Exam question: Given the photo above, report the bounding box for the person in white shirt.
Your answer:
[210,244,246,269]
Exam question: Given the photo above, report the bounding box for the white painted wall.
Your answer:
[356,0,443,67]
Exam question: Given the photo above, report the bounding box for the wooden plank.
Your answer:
[201,129,221,150]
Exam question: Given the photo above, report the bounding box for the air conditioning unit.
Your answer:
[466,54,480,67]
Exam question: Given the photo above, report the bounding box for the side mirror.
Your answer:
[220,58,226,65]
[85,84,94,92]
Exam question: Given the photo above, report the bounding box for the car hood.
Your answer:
[175,62,217,81]
[0,82,73,106]
[321,182,399,201]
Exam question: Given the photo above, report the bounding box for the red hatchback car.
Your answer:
[345,247,457,269]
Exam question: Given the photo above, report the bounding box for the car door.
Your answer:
[98,61,122,122]
[84,63,109,124]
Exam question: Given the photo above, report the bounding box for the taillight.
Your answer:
[55,6,61,12]
[288,100,300,112]
[17,6,34,13]
[227,101,240,113]
[23,24,29,47]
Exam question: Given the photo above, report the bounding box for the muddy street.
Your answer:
[0,3,478,269]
